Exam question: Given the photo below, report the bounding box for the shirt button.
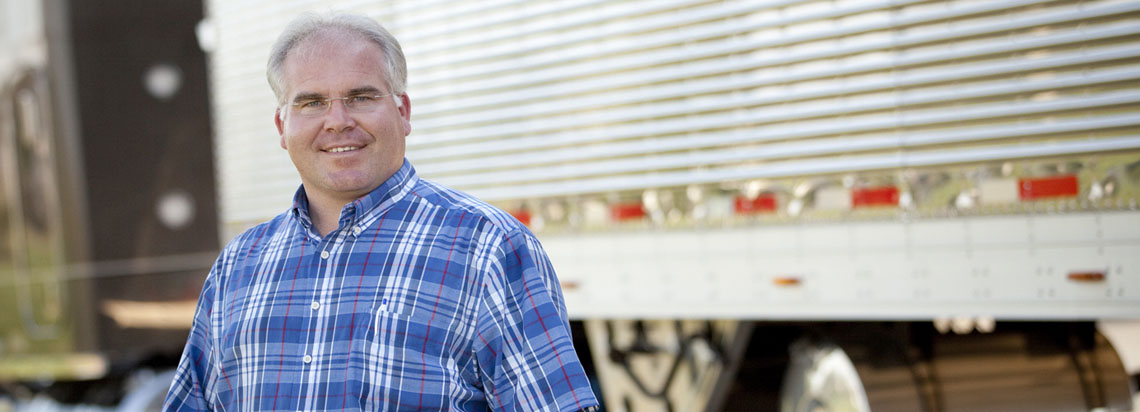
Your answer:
[311,301,320,310]
[320,251,330,259]
[353,227,362,235]
[303,355,312,363]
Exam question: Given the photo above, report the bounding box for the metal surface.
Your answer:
[780,341,870,412]
[583,319,753,412]
[780,327,1135,412]
[546,211,1140,320]
[205,0,1140,231]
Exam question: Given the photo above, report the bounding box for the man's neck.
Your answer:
[306,192,356,237]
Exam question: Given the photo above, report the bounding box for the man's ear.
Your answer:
[275,107,287,149]
[398,94,412,136]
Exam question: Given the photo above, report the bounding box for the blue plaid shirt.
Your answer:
[164,160,598,411]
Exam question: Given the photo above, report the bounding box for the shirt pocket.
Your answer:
[362,297,412,347]
[348,299,451,410]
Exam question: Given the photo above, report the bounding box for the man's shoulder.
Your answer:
[410,178,529,236]
[219,210,294,253]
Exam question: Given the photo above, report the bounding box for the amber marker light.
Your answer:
[1066,271,1107,283]
[772,276,803,286]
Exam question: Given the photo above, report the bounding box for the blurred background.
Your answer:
[2,0,1140,411]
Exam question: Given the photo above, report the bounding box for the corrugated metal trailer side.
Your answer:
[203,1,1140,410]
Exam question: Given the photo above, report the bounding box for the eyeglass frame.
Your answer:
[287,92,400,117]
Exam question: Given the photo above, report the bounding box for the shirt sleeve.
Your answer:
[472,228,599,412]
[163,254,223,412]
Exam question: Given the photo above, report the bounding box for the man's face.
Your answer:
[275,31,411,206]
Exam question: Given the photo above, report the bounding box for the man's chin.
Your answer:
[303,176,376,198]
[332,181,382,197]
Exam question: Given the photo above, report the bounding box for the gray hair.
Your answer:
[267,12,407,105]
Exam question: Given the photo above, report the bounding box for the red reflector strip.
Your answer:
[510,209,531,226]
[611,203,646,221]
[1019,175,1078,200]
[734,194,778,214]
[1067,271,1106,282]
[852,186,899,208]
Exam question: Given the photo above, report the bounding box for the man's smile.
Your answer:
[325,145,361,153]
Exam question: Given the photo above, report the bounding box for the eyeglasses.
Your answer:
[290,93,396,117]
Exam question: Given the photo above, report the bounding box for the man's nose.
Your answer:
[324,99,356,131]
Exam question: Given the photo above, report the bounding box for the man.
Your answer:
[164,12,599,412]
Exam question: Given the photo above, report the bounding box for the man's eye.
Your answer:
[299,100,325,108]
[349,95,374,104]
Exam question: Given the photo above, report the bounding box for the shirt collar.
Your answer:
[291,159,419,238]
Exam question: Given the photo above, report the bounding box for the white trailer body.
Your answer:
[202,0,1140,410]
